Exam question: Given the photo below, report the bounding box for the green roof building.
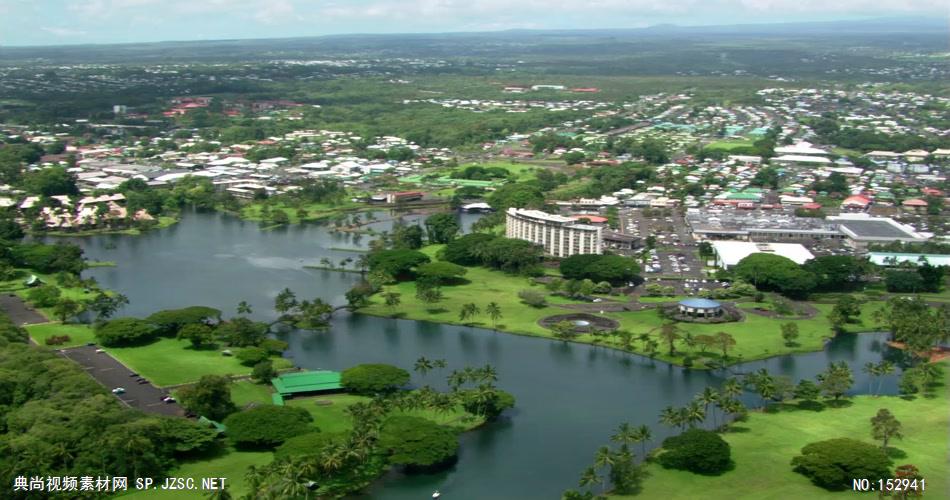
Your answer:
[271,370,343,396]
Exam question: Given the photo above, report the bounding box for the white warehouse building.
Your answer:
[710,241,815,270]
[505,208,603,257]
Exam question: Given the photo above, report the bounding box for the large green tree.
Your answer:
[424,213,460,244]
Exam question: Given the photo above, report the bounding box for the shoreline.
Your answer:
[353,308,881,369]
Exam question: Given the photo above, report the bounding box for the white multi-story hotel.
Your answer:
[505,208,603,257]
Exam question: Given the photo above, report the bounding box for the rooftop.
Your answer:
[271,370,342,395]
[679,298,722,309]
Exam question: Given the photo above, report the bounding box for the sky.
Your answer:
[0,0,947,46]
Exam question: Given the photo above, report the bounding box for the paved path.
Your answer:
[0,293,48,326]
[60,345,185,417]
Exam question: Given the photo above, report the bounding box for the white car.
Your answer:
[112,387,126,395]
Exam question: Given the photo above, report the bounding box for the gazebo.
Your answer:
[678,298,723,318]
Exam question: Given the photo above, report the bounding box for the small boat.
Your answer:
[432,491,441,499]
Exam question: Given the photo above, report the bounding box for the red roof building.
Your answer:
[841,195,872,208]
[570,215,608,224]
[901,198,928,207]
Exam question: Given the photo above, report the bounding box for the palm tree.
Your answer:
[578,466,599,492]
[862,362,879,394]
[685,400,706,428]
[722,377,743,399]
[659,405,679,429]
[459,303,480,324]
[236,301,252,315]
[485,302,502,329]
[611,422,636,447]
[659,323,681,356]
[876,360,894,395]
[414,356,433,378]
[593,446,615,493]
[479,364,498,383]
[696,387,719,425]
[434,358,448,372]
[447,370,466,391]
[632,424,653,461]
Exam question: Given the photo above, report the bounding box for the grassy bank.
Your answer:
[237,200,363,224]
[128,387,484,499]
[618,363,949,499]
[26,322,97,347]
[360,247,888,367]
[105,337,293,387]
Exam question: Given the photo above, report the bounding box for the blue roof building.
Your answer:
[678,298,723,318]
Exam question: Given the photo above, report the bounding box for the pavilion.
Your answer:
[678,298,723,318]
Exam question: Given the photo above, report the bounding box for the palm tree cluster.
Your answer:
[457,301,503,329]
[241,359,507,498]
[567,422,652,498]
[660,378,746,432]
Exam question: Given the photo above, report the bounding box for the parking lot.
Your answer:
[60,345,184,417]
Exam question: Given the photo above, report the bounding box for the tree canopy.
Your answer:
[732,253,816,299]
[94,317,158,346]
[341,363,410,394]
[658,428,731,474]
[367,249,430,280]
[791,438,891,490]
[222,405,314,449]
[424,213,460,244]
[378,416,459,469]
[559,254,640,285]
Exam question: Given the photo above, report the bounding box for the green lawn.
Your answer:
[285,393,486,434]
[705,139,754,151]
[121,449,273,500]
[618,363,949,499]
[362,249,890,366]
[26,322,96,347]
[230,380,275,407]
[285,393,369,434]
[106,338,292,387]
[238,200,363,224]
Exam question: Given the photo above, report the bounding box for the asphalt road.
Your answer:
[0,293,48,326]
[60,345,184,417]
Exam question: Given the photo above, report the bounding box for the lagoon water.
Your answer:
[53,211,901,500]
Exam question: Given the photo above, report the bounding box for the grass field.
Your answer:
[26,322,97,347]
[238,200,363,224]
[120,449,273,500]
[230,380,275,407]
[361,247,889,367]
[618,363,949,499]
[285,393,486,434]
[705,139,755,151]
[106,338,292,387]
[129,390,483,499]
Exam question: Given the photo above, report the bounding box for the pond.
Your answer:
[50,211,901,500]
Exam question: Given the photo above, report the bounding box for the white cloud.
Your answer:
[40,26,89,37]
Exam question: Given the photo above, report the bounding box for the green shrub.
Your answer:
[222,405,314,449]
[44,335,71,346]
[378,416,459,469]
[236,347,270,366]
[341,363,410,394]
[95,317,158,347]
[27,284,61,307]
[658,428,731,474]
[791,438,891,490]
[275,431,342,459]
